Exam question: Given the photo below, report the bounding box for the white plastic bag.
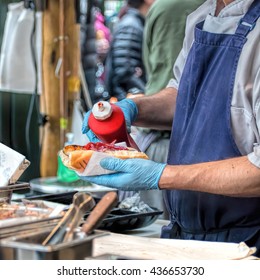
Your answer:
[0,2,42,93]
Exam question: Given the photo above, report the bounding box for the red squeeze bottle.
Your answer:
[88,101,140,150]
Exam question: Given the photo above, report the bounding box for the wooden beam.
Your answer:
[40,0,80,177]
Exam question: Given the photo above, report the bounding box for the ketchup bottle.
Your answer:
[88,101,140,150]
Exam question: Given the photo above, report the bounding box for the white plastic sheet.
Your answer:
[71,100,89,146]
[0,143,30,186]
[0,2,42,94]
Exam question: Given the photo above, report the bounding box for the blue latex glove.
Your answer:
[115,98,138,132]
[81,110,100,143]
[82,99,138,142]
[80,157,166,191]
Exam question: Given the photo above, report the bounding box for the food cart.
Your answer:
[0,0,259,263]
[0,181,257,260]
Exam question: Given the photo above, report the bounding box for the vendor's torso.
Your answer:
[165,0,260,233]
[170,0,260,157]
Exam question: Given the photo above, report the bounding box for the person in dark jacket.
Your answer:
[105,0,155,101]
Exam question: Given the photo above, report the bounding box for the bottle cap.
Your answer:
[92,101,112,120]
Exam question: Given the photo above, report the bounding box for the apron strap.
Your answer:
[235,0,260,37]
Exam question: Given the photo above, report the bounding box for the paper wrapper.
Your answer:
[76,152,116,177]
[75,142,128,177]
[0,143,30,187]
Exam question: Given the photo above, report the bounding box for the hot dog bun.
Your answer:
[59,142,148,173]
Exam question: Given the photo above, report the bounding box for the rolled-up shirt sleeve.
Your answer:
[248,146,260,168]
[247,67,260,168]
[166,37,191,90]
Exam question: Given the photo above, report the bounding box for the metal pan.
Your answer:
[0,199,64,240]
[0,192,117,260]
[0,216,62,240]
[0,228,106,260]
[0,182,30,204]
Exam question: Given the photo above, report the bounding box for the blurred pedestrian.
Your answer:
[105,0,155,101]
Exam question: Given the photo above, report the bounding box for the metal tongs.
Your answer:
[42,192,95,246]
[81,191,118,235]
[64,191,118,241]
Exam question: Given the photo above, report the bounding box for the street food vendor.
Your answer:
[81,0,260,257]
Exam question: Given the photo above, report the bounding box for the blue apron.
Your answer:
[162,0,260,256]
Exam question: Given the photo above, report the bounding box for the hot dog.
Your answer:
[59,142,148,173]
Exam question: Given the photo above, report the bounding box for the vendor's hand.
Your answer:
[80,157,166,191]
[82,110,100,143]
[115,98,138,132]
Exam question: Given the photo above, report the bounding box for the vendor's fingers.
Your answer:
[86,130,100,143]
[100,158,146,172]
[100,157,124,171]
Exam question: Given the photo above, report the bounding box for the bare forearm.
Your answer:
[132,87,177,130]
[159,156,260,197]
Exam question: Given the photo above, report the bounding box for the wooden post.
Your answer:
[40,0,80,177]
[59,0,66,148]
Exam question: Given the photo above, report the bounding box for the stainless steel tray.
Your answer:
[0,200,64,239]
[0,216,61,240]
[0,228,106,260]
[0,182,30,203]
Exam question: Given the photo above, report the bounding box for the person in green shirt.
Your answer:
[132,0,205,218]
[143,0,205,95]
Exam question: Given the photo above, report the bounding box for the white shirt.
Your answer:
[168,0,260,167]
